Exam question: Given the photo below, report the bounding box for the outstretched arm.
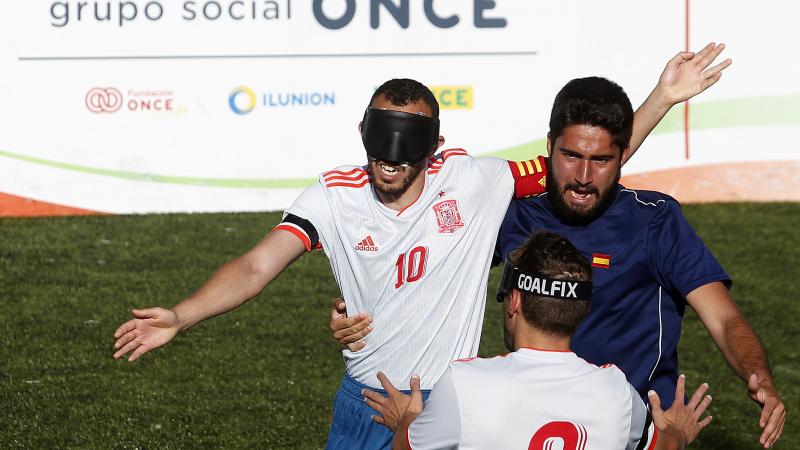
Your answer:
[113,229,306,361]
[626,42,732,164]
[688,282,786,448]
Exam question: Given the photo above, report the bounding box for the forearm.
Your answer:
[391,415,416,450]
[169,229,305,331]
[173,256,274,331]
[628,88,673,163]
[689,283,775,385]
[718,315,773,383]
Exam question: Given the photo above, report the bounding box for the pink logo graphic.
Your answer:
[85,87,123,113]
[432,200,464,233]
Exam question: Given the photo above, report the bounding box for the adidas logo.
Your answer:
[355,235,378,252]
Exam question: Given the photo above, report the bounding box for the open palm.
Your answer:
[657,42,732,105]
[113,307,180,362]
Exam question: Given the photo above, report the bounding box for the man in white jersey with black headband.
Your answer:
[112,45,729,449]
[367,231,713,450]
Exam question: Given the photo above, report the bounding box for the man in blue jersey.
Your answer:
[493,76,786,448]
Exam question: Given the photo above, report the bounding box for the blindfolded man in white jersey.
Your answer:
[367,231,713,450]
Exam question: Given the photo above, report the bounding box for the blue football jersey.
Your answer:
[496,185,731,407]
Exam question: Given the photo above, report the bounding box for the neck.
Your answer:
[514,325,571,352]
[376,170,426,212]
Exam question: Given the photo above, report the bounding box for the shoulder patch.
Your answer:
[273,213,320,252]
[508,156,547,198]
[323,167,370,188]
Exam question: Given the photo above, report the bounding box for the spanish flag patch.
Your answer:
[592,253,611,269]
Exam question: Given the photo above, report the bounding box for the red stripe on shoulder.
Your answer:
[427,149,468,174]
[441,148,468,161]
[325,178,371,188]
[323,167,370,187]
[324,173,369,183]
[323,167,366,178]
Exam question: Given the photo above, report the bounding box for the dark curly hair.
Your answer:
[549,76,634,152]
[369,78,440,118]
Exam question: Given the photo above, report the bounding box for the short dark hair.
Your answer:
[369,78,440,119]
[548,77,633,152]
[511,231,592,337]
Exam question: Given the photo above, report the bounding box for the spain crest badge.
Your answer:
[432,200,465,233]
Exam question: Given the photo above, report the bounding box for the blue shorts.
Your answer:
[325,374,431,450]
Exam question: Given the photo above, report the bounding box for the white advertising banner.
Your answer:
[0,1,798,215]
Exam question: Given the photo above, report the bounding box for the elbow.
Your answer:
[239,256,277,283]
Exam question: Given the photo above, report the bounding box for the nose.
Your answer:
[574,159,592,185]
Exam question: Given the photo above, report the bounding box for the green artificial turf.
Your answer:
[1,204,797,449]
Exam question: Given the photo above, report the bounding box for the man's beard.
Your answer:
[546,166,620,226]
[366,161,424,199]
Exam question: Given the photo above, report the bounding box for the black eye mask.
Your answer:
[361,108,440,165]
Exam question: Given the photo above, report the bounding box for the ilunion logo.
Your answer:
[228,86,336,114]
[228,86,257,115]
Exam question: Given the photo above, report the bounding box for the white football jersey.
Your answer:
[278,150,546,389]
[407,348,656,450]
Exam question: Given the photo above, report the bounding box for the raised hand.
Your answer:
[329,297,373,352]
[650,374,713,446]
[113,307,180,362]
[655,42,732,106]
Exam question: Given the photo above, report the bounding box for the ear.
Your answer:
[358,121,363,135]
[546,133,553,156]
[506,289,522,318]
[621,145,631,164]
[437,135,445,149]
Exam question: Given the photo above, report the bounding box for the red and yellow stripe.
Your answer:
[508,155,547,198]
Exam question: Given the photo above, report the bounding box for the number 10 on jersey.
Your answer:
[394,246,428,289]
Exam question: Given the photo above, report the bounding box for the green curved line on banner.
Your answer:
[483,94,800,160]
[1,94,798,188]
[0,149,316,188]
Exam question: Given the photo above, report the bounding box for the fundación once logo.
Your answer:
[86,87,123,113]
[228,86,336,115]
[86,87,177,114]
